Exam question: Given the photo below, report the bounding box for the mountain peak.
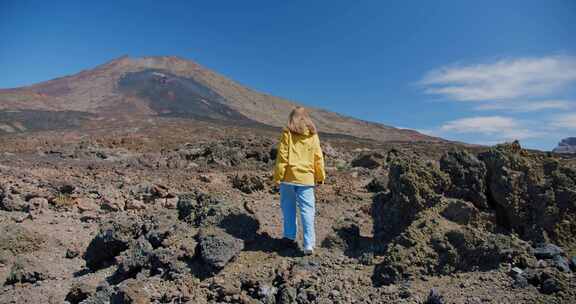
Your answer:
[0,55,442,143]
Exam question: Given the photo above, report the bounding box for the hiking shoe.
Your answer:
[279,238,298,250]
[303,249,314,256]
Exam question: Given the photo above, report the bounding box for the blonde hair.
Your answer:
[287,107,317,135]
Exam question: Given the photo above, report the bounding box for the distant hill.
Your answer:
[553,137,576,154]
[0,55,442,142]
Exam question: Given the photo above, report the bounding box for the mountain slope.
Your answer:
[0,55,440,142]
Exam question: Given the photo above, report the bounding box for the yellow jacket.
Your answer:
[273,128,325,186]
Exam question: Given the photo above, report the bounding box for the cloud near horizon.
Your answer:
[439,116,545,141]
[417,55,576,149]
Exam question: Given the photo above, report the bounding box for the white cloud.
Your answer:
[550,113,576,129]
[420,55,576,101]
[474,100,575,112]
[440,116,545,140]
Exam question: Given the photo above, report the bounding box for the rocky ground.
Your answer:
[0,119,575,303]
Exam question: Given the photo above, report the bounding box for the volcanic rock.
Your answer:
[84,213,144,270]
[198,228,244,270]
[440,150,488,209]
[479,142,576,251]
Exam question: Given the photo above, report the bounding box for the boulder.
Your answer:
[198,228,244,270]
[440,150,488,209]
[552,255,571,273]
[114,238,154,282]
[177,191,259,241]
[541,277,564,294]
[533,243,564,259]
[84,213,144,270]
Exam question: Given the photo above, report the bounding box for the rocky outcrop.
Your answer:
[479,141,576,252]
[372,151,449,242]
[371,142,576,286]
[553,137,576,154]
[440,150,489,209]
[83,213,144,270]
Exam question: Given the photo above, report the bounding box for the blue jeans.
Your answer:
[280,183,315,250]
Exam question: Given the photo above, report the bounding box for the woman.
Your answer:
[273,107,325,255]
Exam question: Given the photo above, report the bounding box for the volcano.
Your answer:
[0,55,439,142]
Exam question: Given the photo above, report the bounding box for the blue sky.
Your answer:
[1,0,575,150]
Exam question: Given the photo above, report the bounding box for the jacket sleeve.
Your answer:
[273,129,290,184]
[314,134,326,184]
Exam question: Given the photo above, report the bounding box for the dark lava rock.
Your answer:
[372,152,449,242]
[114,238,154,282]
[522,268,541,285]
[177,191,259,241]
[351,152,385,169]
[512,274,529,289]
[552,255,571,273]
[84,213,144,270]
[65,282,96,304]
[198,228,244,270]
[203,140,245,167]
[4,256,48,285]
[424,288,444,304]
[541,278,563,294]
[371,151,535,285]
[366,175,388,193]
[479,141,576,250]
[534,243,564,259]
[231,173,265,194]
[440,150,488,209]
